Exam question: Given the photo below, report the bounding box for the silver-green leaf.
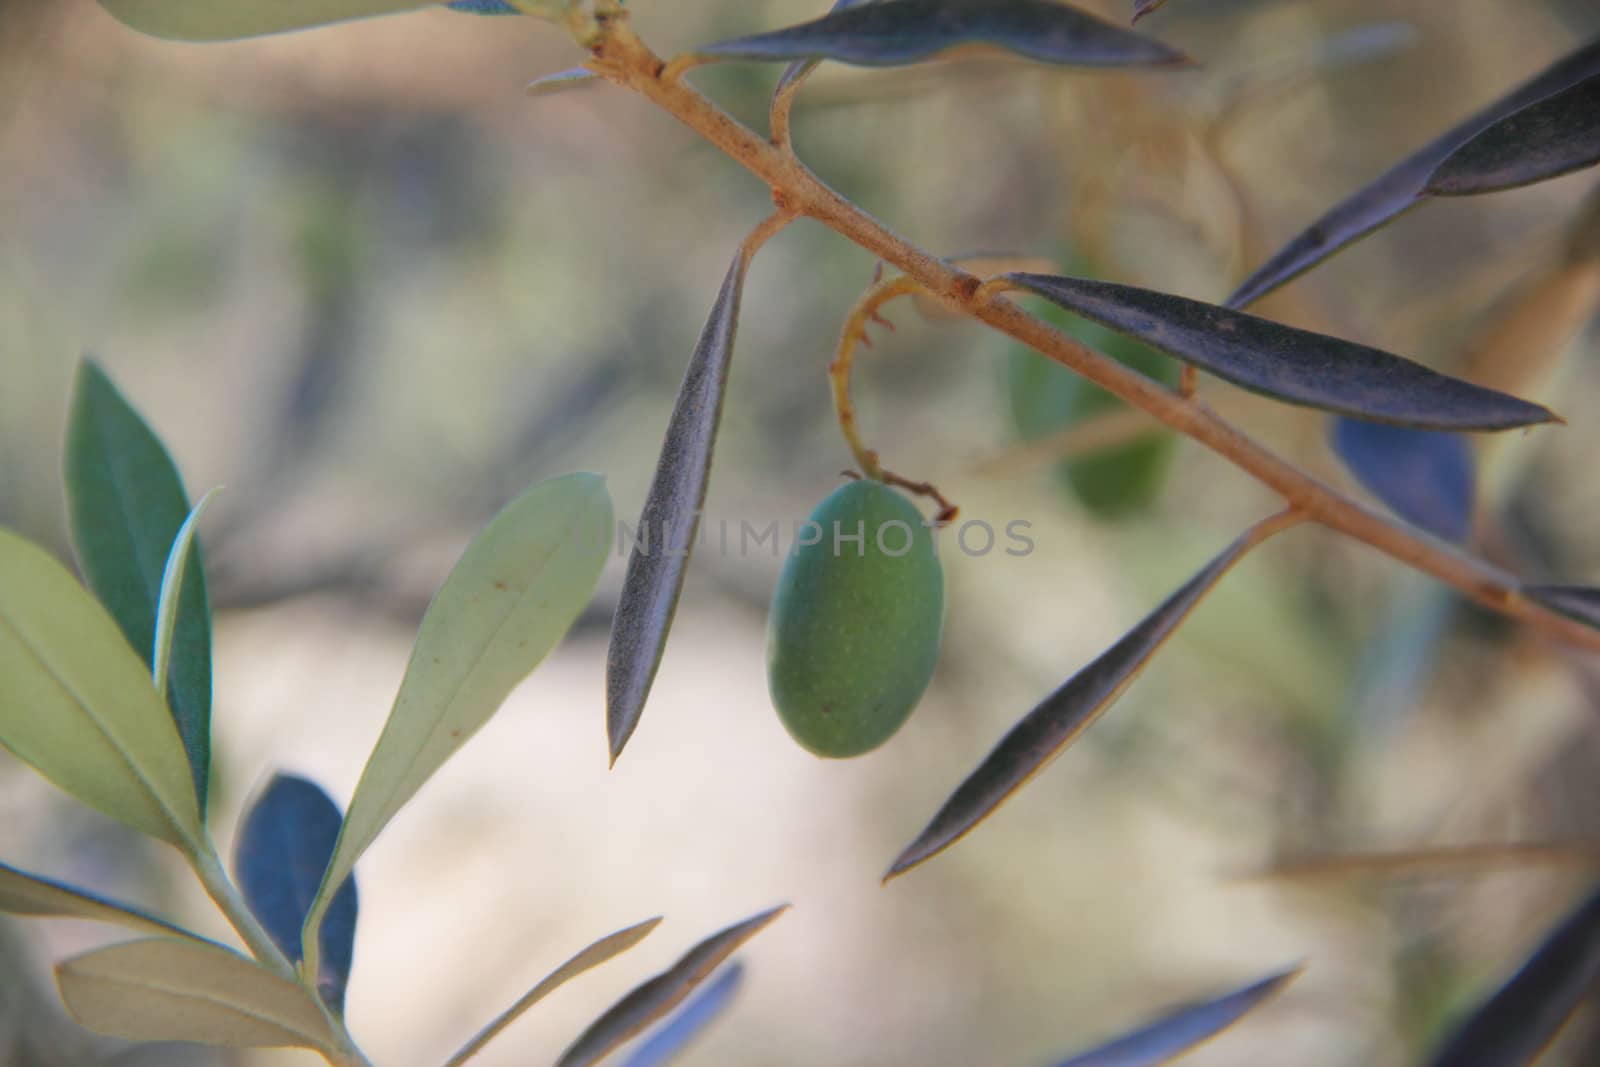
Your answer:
[301,473,612,973]
[96,0,442,41]
[56,938,337,1051]
[0,529,201,849]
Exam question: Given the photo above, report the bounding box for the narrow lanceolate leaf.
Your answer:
[57,938,337,1052]
[448,0,519,12]
[0,529,201,849]
[698,0,1190,71]
[774,0,882,103]
[1130,0,1167,24]
[301,473,611,974]
[0,860,199,941]
[96,0,439,40]
[1051,967,1300,1067]
[235,775,358,1013]
[1227,38,1600,309]
[886,515,1293,880]
[555,906,789,1067]
[1330,419,1475,544]
[620,963,745,1067]
[151,490,218,706]
[1427,75,1600,197]
[529,68,604,97]
[444,917,663,1067]
[1003,274,1557,431]
[66,359,211,813]
[1427,887,1600,1067]
[1523,585,1600,632]
[608,251,749,765]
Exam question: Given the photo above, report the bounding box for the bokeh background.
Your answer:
[2,0,1599,1064]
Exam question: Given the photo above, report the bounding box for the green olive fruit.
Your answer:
[767,480,944,758]
[1006,303,1178,517]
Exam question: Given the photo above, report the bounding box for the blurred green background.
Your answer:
[2,1,1599,1064]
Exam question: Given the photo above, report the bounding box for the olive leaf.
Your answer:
[1426,74,1600,197]
[66,359,211,813]
[555,905,788,1067]
[1426,886,1600,1066]
[530,68,604,97]
[300,472,612,977]
[1002,273,1557,431]
[1522,585,1600,631]
[1227,37,1600,309]
[887,515,1292,880]
[444,916,663,1067]
[1330,420,1475,544]
[57,938,337,1052]
[0,860,201,941]
[235,775,359,1013]
[96,0,440,41]
[608,250,749,765]
[1130,0,1167,24]
[619,962,744,1067]
[773,0,881,104]
[0,529,201,850]
[697,0,1190,71]
[1051,967,1300,1066]
[448,0,519,12]
[151,489,218,712]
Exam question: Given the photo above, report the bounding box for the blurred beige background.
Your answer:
[2,1,1599,1064]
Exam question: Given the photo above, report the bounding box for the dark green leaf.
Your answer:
[235,775,358,1013]
[448,1,517,12]
[555,906,788,1067]
[1426,75,1600,197]
[1522,585,1600,631]
[1331,419,1475,544]
[699,0,1190,71]
[608,251,749,765]
[1227,38,1600,309]
[619,963,744,1067]
[886,517,1289,880]
[1003,274,1557,431]
[0,860,200,941]
[1427,886,1600,1066]
[1051,967,1300,1066]
[444,917,663,1067]
[65,359,211,814]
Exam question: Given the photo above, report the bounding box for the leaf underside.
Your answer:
[301,473,611,971]
[1227,36,1600,309]
[96,0,440,41]
[607,250,749,764]
[57,937,336,1051]
[0,860,199,941]
[1330,419,1475,544]
[618,962,745,1067]
[555,906,787,1067]
[1426,887,1600,1066]
[701,0,1191,71]
[1051,967,1300,1067]
[887,523,1270,879]
[1426,74,1600,196]
[1003,273,1556,431]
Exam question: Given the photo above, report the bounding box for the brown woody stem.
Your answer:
[582,17,1600,654]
